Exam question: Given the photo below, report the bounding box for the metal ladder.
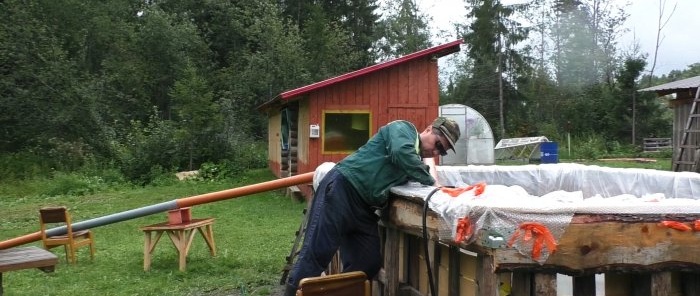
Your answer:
[673,87,700,172]
[280,206,311,285]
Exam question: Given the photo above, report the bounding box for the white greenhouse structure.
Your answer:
[439,104,494,165]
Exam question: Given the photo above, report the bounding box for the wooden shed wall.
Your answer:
[299,98,310,165]
[302,58,440,175]
[670,91,699,170]
[268,111,282,176]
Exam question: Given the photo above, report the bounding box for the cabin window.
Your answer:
[322,111,371,153]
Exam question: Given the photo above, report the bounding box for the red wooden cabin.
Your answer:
[258,40,462,198]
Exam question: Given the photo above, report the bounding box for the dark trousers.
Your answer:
[286,167,382,290]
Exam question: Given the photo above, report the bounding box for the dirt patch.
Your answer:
[597,158,657,163]
[197,285,285,296]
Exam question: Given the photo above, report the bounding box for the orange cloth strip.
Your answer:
[507,222,558,261]
[440,182,486,197]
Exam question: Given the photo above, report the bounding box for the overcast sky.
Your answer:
[417,0,700,75]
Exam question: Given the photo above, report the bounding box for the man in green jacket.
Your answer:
[285,117,461,295]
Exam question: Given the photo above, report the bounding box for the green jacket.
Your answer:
[335,120,435,207]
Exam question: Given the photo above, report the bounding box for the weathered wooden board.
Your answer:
[387,195,700,275]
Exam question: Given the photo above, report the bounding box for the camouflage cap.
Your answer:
[432,117,461,152]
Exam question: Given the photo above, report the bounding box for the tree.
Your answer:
[647,0,677,86]
[170,64,221,170]
[617,58,645,144]
[280,0,381,70]
[619,57,672,143]
[299,4,362,81]
[549,0,628,89]
[453,0,530,139]
[374,0,433,60]
[0,1,105,160]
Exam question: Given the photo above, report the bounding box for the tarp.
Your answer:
[391,163,700,263]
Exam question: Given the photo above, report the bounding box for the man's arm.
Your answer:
[383,122,435,185]
[423,157,441,187]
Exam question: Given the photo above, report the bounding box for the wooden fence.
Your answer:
[643,138,672,152]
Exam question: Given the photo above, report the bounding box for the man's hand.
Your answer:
[423,156,440,186]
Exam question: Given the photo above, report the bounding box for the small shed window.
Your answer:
[322,111,371,153]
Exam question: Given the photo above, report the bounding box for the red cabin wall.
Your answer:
[266,57,443,199]
[301,58,440,178]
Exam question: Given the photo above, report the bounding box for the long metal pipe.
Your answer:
[0,172,314,250]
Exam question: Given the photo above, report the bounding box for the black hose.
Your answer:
[422,187,441,296]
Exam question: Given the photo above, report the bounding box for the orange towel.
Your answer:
[659,220,692,231]
[507,222,557,261]
[440,182,487,197]
[454,217,474,243]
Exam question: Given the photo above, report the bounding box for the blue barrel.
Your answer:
[540,142,559,163]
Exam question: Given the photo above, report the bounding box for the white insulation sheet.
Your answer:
[435,163,700,214]
[390,163,700,263]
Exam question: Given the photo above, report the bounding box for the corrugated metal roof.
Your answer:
[639,75,700,92]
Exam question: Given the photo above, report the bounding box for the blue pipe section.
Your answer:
[45,201,178,237]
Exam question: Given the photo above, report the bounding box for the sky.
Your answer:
[416,0,700,75]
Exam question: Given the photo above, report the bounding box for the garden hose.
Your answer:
[422,187,441,296]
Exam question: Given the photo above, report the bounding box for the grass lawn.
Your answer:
[1,169,306,296]
[0,159,673,295]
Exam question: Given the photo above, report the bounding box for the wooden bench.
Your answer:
[0,246,58,296]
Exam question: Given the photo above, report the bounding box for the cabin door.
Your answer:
[280,103,299,177]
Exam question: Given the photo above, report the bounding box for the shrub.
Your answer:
[0,151,51,180]
[41,172,108,197]
[605,140,640,158]
[573,134,606,160]
[112,115,179,185]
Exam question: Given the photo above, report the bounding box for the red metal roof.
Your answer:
[279,39,463,100]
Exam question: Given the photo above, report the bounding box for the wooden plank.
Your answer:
[384,227,401,296]
[427,56,439,114]
[397,63,409,106]
[511,272,532,296]
[432,242,441,296]
[448,247,460,296]
[651,272,672,296]
[534,273,557,296]
[408,236,420,293]
[376,69,389,130]
[407,60,419,105]
[0,247,58,273]
[538,220,700,272]
[606,273,633,296]
[475,254,497,296]
[459,251,478,296]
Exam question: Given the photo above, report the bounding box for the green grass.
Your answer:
[568,158,672,171]
[497,158,673,171]
[0,159,673,295]
[1,169,305,296]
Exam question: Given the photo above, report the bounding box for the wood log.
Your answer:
[387,195,700,275]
